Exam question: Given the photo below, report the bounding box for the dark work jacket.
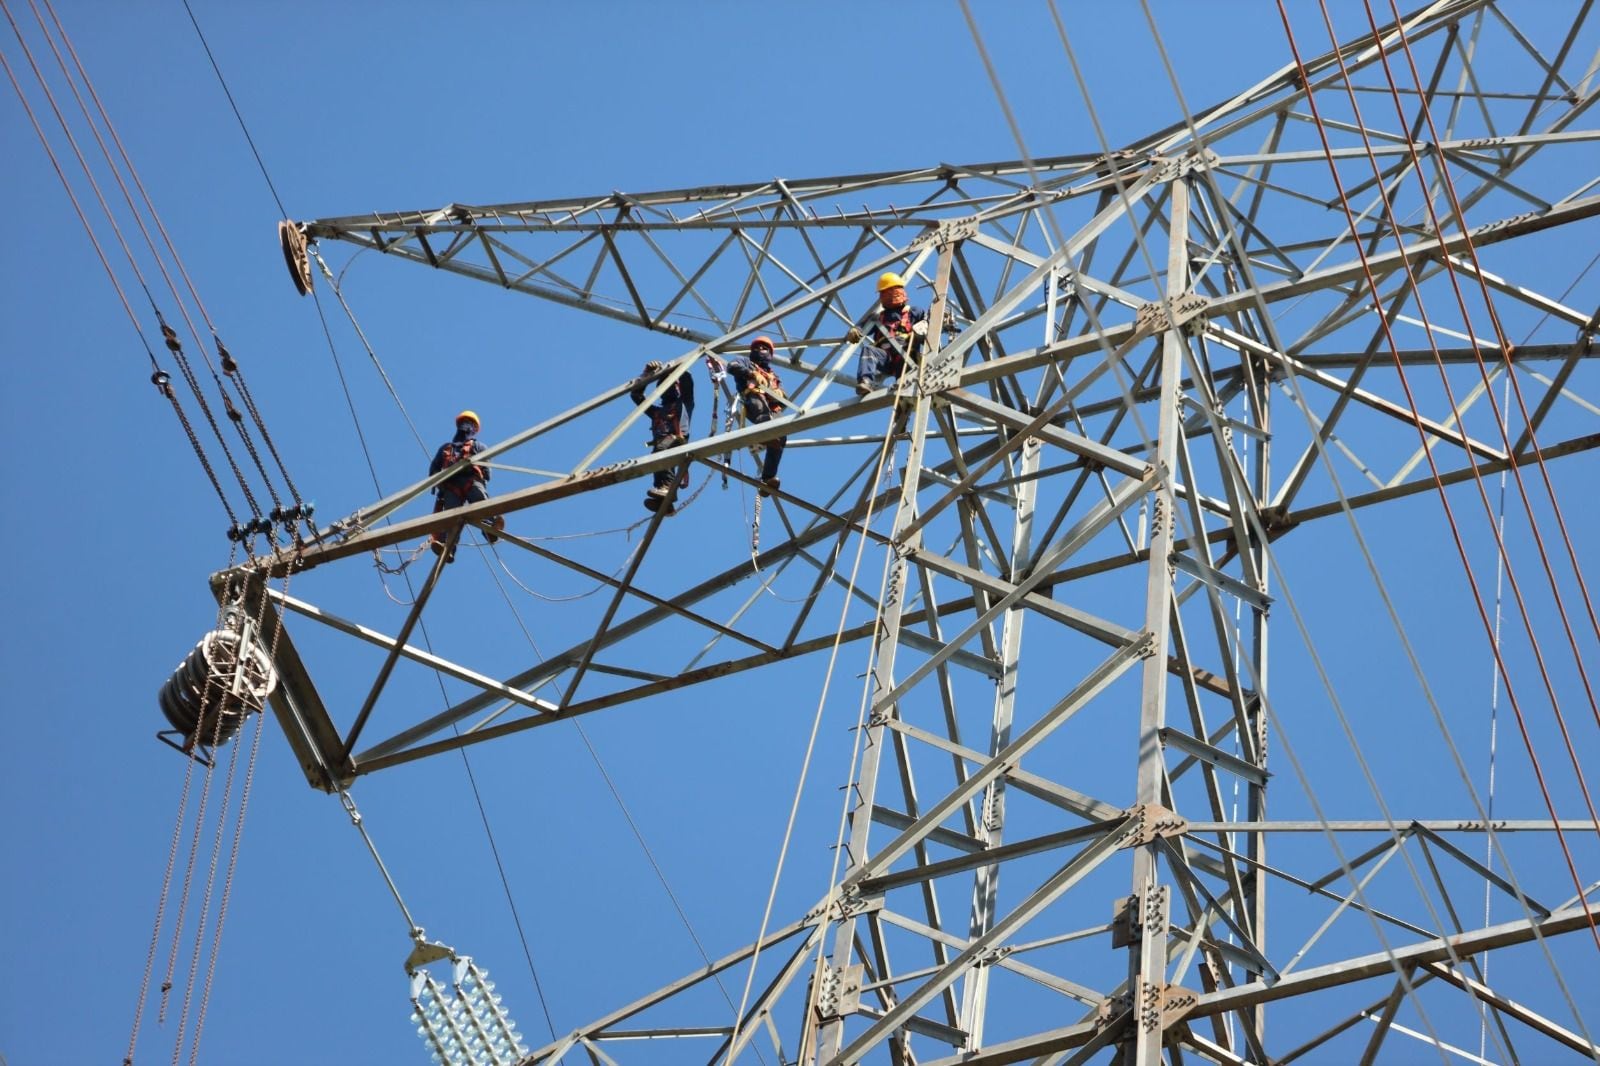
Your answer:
[429,429,488,494]
[630,371,696,422]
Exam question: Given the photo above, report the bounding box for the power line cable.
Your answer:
[1033,2,1588,1050]
[733,389,904,1058]
[1130,0,1595,1034]
[981,0,1461,1035]
[1369,0,1600,680]
[307,292,560,1036]
[178,0,287,218]
[31,0,302,519]
[1286,0,1600,944]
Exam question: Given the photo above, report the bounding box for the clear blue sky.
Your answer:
[2,3,1596,1064]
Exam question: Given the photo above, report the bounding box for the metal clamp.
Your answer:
[813,963,865,1021]
[1121,803,1188,847]
[1133,293,1210,338]
[910,215,979,249]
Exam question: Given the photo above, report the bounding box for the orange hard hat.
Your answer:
[751,336,775,353]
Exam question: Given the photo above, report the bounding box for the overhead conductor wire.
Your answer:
[1337,0,1600,794]
[1051,0,1590,1051]
[1131,0,1592,1039]
[1,0,275,523]
[29,0,300,522]
[979,0,1462,1044]
[733,377,905,1062]
[2,13,300,1063]
[1378,0,1600,655]
[1278,0,1600,956]
[0,15,244,527]
[4,2,309,1056]
[37,0,304,512]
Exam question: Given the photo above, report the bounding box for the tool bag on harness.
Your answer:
[436,439,486,497]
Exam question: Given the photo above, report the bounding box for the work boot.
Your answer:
[484,516,505,544]
[854,379,873,396]
[759,476,780,498]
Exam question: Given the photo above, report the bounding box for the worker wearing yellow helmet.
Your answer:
[848,271,935,395]
[426,409,504,561]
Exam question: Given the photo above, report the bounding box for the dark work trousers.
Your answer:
[743,395,786,481]
[431,481,488,555]
[649,404,689,491]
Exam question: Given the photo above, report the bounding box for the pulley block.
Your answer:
[156,624,278,757]
[278,219,313,296]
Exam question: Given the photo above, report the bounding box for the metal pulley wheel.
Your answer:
[279,219,313,296]
[157,626,279,748]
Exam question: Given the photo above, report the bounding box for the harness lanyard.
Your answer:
[877,308,915,366]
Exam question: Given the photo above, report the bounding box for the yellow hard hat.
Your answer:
[876,271,906,293]
[456,409,480,430]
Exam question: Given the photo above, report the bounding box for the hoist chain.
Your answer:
[149,366,239,530]
[216,335,308,518]
[158,316,263,524]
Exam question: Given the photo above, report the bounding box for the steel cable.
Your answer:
[0,32,243,527]
[991,0,1461,1040]
[1,0,270,523]
[1041,2,1561,1049]
[1369,0,1600,688]
[732,386,904,1060]
[1131,0,1595,1039]
[29,0,301,517]
[1284,0,1600,955]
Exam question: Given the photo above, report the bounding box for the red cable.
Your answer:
[1306,0,1600,908]
[1348,0,1600,736]
[1378,0,1600,665]
[1312,0,1600,833]
[1274,0,1600,954]
[1311,2,1600,804]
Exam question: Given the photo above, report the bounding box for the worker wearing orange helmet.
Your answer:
[849,271,933,395]
[707,336,787,497]
[427,409,503,561]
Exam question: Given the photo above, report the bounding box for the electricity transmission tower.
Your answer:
[237,1,1600,1061]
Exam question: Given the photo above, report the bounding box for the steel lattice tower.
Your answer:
[234,2,1600,1061]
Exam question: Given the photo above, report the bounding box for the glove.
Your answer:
[912,321,928,338]
[846,327,863,344]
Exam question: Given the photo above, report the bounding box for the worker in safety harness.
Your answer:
[707,335,787,497]
[631,360,696,512]
[851,271,932,395]
[428,410,503,562]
